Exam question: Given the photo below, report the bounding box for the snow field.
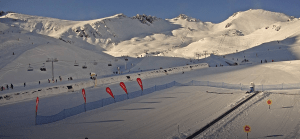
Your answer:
[0,85,247,139]
[1,9,300,139]
[199,90,300,139]
[0,63,208,106]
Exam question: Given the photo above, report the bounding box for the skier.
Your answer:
[39,81,40,84]
[56,79,57,83]
[10,84,13,89]
[261,60,262,63]
[6,84,9,90]
[24,82,26,87]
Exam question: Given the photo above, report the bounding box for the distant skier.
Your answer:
[6,84,9,90]
[39,81,40,84]
[261,60,262,63]
[10,84,13,89]
[24,82,26,87]
[13,52,14,55]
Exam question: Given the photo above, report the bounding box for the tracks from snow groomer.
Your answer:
[187,91,260,139]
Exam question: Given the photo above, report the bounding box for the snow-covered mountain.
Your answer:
[0,9,300,86]
[3,9,300,139]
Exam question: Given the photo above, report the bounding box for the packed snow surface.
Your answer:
[1,9,300,138]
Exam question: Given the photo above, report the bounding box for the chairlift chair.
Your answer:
[74,60,79,66]
[40,63,46,71]
[27,64,33,71]
[46,58,51,62]
[53,58,58,62]
[82,62,87,69]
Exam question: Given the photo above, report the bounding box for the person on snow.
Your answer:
[24,82,26,87]
[10,84,13,89]
[6,84,9,90]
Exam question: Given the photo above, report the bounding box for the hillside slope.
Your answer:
[0,9,300,86]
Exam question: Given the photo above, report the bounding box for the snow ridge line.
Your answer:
[186,91,260,139]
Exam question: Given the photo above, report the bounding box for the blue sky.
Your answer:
[1,0,300,23]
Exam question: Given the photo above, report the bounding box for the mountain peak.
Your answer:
[234,9,294,19]
[176,14,200,22]
[113,13,127,18]
[132,14,160,24]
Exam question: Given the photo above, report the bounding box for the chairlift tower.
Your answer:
[203,50,208,58]
[144,50,149,57]
[124,56,128,70]
[46,58,58,81]
[195,52,201,60]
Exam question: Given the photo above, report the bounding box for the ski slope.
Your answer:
[2,61,300,138]
[1,9,300,138]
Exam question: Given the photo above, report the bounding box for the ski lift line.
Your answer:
[58,59,108,63]
[0,59,107,72]
[0,58,111,72]
[0,61,47,72]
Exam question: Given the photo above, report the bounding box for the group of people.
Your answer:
[48,76,63,83]
[1,84,14,91]
[261,59,274,63]
[1,75,68,91]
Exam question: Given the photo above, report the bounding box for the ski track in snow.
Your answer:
[1,9,300,138]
